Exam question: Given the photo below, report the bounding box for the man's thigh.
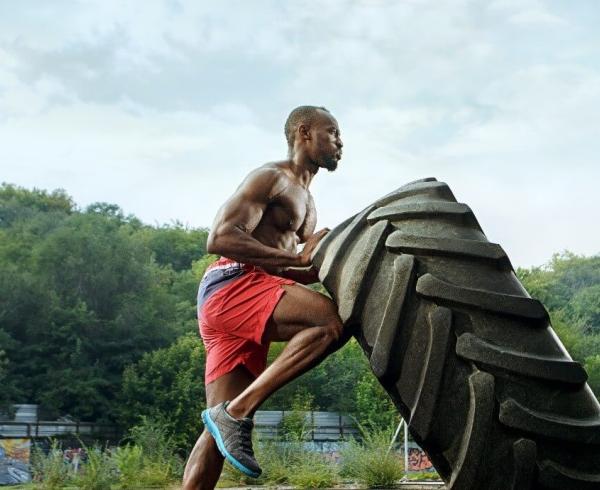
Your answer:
[264,284,340,342]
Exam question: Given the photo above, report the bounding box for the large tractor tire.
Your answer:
[312,178,600,490]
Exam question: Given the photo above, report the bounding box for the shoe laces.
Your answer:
[238,419,255,454]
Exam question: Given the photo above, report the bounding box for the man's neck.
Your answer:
[289,151,318,189]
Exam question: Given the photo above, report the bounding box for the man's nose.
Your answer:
[337,138,343,149]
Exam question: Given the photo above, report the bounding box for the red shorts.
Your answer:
[198,257,295,385]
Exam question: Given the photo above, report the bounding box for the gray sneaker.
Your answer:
[202,401,262,478]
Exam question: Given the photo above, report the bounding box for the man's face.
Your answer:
[307,111,343,171]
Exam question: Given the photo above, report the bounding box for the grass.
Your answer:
[29,419,182,490]
[219,440,338,489]
[340,426,404,488]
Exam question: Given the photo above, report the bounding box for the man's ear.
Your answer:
[298,123,311,141]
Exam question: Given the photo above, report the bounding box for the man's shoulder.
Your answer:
[252,160,292,176]
[241,161,292,199]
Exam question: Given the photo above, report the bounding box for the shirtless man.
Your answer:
[182,106,346,490]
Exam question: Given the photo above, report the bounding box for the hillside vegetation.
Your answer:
[1,184,598,450]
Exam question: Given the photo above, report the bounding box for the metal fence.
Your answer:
[0,421,119,440]
[254,410,360,441]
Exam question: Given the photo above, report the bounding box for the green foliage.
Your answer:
[113,418,182,487]
[30,440,71,489]
[0,183,73,228]
[517,252,600,399]
[221,440,338,488]
[518,251,600,331]
[263,338,383,420]
[120,335,206,449]
[0,186,207,422]
[287,450,338,488]
[0,348,20,413]
[355,371,399,429]
[585,355,600,399]
[30,427,179,490]
[136,223,209,272]
[70,443,117,490]
[112,444,144,488]
[408,471,441,481]
[340,427,404,487]
[279,391,314,441]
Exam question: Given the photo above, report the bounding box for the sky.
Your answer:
[0,0,599,267]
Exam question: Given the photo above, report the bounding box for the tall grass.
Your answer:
[70,443,116,490]
[31,418,182,489]
[340,426,404,487]
[220,440,338,489]
[116,417,183,487]
[30,440,71,490]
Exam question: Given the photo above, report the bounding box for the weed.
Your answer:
[71,443,117,490]
[30,440,70,490]
[340,426,404,488]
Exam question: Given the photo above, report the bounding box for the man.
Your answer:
[182,106,346,490]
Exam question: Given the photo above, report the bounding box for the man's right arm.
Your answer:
[207,169,319,268]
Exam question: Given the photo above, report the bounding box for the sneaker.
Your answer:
[201,401,262,478]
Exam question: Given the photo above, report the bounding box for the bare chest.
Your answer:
[266,185,317,241]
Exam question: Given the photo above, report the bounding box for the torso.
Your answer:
[252,162,317,271]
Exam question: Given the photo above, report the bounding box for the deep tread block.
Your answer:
[311,178,600,489]
[416,273,548,321]
[317,205,375,288]
[386,232,512,269]
[334,220,389,324]
[373,180,456,208]
[499,398,600,445]
[370,254,416,380]
[409,306,452,440]
[448,371,495,490]
[456,333,588,384]
[367,201,472,224]
[538,460,600,489]
[510,439,537,490]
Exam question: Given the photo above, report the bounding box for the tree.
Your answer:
[120,334,206,449]
[0,186,204,421]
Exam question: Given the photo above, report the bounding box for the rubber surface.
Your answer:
[312,178,600,490]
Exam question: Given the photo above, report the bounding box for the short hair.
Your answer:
[284,105,330,149]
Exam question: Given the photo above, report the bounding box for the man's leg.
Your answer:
[225,284,346,419]
[182,366,255,490]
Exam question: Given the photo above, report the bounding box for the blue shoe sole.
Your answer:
[202,408,261,478]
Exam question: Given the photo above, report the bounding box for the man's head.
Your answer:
[284,105,343,171]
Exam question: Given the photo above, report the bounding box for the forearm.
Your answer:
[278,267,320,285]
[208,228,304,268]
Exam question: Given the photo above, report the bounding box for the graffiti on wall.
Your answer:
[0,438,31,484]
[407,446,434,472]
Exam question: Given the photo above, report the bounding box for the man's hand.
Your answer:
[298,228,330,267]
[279,265,320,285]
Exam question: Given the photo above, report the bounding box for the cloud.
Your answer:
[0,0,598,267]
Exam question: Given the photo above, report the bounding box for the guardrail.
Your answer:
[0,421,119,439]
[254,410,360,441]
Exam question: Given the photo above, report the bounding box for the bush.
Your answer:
[71,443,117,490]
[113,444,144,488]
[340,426,404,487]
[279,391,314,442]
[30,440,71,489]
[115,417,183,487]
[220,439,338,488]
[287,449,337,488]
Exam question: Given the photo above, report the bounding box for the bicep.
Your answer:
[215,192,266,235]
[212,169,279,236]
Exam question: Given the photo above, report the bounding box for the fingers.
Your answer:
[312,228,330,241]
